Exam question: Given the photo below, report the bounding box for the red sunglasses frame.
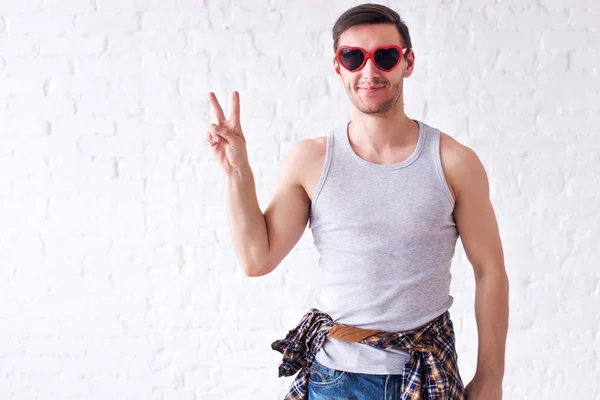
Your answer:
[336,45,408,72]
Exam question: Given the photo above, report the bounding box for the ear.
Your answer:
[403,50,415,78]
[333,57,343,83]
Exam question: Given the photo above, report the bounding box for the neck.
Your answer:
[348,107,417,152]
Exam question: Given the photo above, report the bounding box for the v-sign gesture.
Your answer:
[206,91,249,175]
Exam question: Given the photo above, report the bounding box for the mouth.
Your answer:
[358,85,385,93]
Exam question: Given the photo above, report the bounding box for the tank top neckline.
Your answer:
[340,119,426,170]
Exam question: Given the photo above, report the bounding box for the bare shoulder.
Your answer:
[288,136,327,202]
[439,131,487,203]
[291,136,327,165]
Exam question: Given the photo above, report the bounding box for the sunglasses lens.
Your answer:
[374,48,401,70]
[339,48,365,71]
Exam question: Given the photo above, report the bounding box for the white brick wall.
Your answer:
[0,0,598,398]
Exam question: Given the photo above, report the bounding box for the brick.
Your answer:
[6,12,74,35]
[40,34,106,57]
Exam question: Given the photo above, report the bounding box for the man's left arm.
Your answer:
[443,134,509,397]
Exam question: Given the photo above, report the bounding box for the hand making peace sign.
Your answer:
[206,91,249,175]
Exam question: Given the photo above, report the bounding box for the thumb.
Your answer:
[210,123,234,144]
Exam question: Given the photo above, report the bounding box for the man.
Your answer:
[206,3,508,399]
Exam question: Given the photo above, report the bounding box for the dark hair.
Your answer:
[332,3,413,55]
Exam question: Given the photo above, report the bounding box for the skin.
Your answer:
[206,21,509,400]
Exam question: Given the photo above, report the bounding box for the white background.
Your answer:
[0,0,598,399]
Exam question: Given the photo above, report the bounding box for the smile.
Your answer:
[359,86,385,93]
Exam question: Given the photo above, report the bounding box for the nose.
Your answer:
[361,57,380,78]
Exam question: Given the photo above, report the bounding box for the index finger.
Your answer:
[208,92,226,124]
[229,91,241,126]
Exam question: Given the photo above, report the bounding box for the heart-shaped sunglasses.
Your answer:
[336,45,408,72]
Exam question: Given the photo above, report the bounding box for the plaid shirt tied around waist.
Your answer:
[271,308,466,400]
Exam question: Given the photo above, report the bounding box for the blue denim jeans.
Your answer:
[307,358,405,400]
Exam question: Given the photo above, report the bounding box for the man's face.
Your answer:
[334,24,414,115]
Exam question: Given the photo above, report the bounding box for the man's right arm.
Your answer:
[224,140,312,277]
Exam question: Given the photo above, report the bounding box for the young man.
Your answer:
[206,4,508,399]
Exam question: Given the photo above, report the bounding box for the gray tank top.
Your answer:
[308,119,459,375]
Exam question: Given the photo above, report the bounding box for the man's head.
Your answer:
[332,4,415,115]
